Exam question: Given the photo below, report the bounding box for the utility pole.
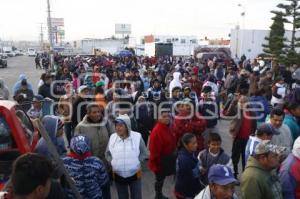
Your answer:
[47,0,53,50]
[40,23,44,51]
[46,0,54,71]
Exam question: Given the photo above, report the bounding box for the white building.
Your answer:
[230,28,300,60]
[81,38,128,55]
[144,35,198,56]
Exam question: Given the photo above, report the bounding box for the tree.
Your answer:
[263,11,287,61]
[278,0,300,51]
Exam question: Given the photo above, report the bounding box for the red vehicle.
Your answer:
[0,100,40,190]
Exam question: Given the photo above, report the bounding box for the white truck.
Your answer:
[2,47,15,57]
[27,48,36,57]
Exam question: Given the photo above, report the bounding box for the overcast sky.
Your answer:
[0,0,283,41]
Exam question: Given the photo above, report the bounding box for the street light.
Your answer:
[237,3,246,59]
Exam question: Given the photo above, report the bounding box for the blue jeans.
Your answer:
[115,179,142,199]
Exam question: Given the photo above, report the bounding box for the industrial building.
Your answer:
[230,28,300,59]
[144,35,198,56]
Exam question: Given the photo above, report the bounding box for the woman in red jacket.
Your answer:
[149,111,177,199]
[172,100,207,151]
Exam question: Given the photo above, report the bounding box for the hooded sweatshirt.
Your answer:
[169,72,182,97]
[280,137,300,199]
[63,136,109,199]
[106,114,148,178]
[13,74,33,95]
[35,115,67,158]
[0,79,9,100]
[241,156,283,199]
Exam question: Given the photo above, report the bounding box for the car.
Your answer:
[13,50,23,56]
[5,51,16,57]
[0,100,81,196]
[0,101,40,191]
[27,48,36,57]
[0,53,8,59]
[0,56,7,68]
[18,50,25,56]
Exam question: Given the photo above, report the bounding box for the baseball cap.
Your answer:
[255,140,287,155]
[208,164,238,185]
[77,85,89,93]
[96,81,105,87]
[256,123,280,136]
[32,95,44,102]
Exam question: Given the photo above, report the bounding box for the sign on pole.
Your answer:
[51,18,64,27]
[115,24,131,34]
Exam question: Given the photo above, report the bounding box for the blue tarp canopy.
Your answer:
[115,50,133,57]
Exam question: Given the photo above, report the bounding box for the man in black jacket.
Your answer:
[71,85,90,128]
[38,74,55,100]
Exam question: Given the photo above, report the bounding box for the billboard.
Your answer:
[51,18,64,27]
[115,24,131,34]
[155,43,173,57]
[49,18,65,44]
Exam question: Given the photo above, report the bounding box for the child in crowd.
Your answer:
[175,133,202,199]
[198,133,232,185]
[27,95,44,120]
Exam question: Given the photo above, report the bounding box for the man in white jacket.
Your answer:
[195,164,239,199]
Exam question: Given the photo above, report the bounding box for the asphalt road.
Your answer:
[0,56,43,98]
[1,56,235,199]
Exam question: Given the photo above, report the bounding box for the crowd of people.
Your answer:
[1,53,300,199]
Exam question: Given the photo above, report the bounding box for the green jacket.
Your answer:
[241,156,283,199]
